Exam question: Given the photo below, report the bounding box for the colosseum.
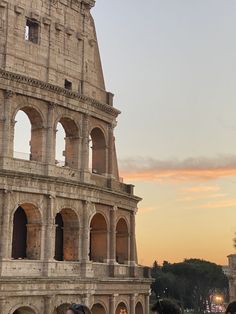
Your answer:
[0,0,151,313]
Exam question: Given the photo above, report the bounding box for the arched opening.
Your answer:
[53,303,70,314]
[55,117,79,168]
[13,107,43,162]
[116,302,128,314]
[91,303,106,314]
[54,208,79,261]
[90,128,107,175]
[13,306,36,314]
[116,219,129,264]
[89,213,108,263]
[135,302,143,314]
[12,203,41,260]
[54,304,91,314]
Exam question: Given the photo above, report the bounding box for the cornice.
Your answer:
[0,69,121,117]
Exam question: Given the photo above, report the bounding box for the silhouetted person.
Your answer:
[66,304,91,314]
[152,299,181,314]
[226,301,236,314]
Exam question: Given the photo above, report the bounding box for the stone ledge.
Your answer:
[0,69,120,117]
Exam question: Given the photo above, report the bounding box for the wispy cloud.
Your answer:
[119,155,236,182]
[199,199,236,209]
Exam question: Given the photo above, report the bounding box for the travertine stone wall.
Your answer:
[0,0,151,313]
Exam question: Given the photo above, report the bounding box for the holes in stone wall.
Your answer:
[90,128,107,175]
[116,219,129,264]
[54,209,79,261]
[25,19,39,44]
[64,79,72,90]
[55,118,79,168]
[135,302,144,314]
[91,303,106,314]
[11,203,42,260]
[115,303,128,314]
[13,306,36,314]
[89,213,108,263]
[13,107,43,162]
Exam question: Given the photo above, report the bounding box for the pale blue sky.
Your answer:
[93,0,236,160]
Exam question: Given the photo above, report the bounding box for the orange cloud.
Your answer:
[119,156,236,182]
[199,199,236,209]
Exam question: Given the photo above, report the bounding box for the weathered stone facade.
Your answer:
[0,0,150,313]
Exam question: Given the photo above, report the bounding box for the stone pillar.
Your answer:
[82,293,90,307]
[130,210,136,265]
[44,295,54,314]
[44,195,56,261]
[43,195,56,276]
[80,114,90,181]
[130,294,136,314]
[81,201,90,262]
[0,297,6,313]
[109,294,117,314]
[1,90,14,159]
[0,189,11,260]
[109,206,117,263]
[108,123,114,177]
[145,294,150,314]
[46,102,56,168]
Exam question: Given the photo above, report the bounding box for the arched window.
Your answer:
[54,208,79,261]
[12,203,41,260]
[13,107,43,162]
[54,304,91,314]
[90,128,107,175]
[116,302,128,314]
[89,213,108,263]
[13,306,36,314]
[135,303,143,314]
[55,118,79,168]
[116,219,129,264]
[91,303,106,314]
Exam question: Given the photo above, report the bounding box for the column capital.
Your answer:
[4,89,14,98]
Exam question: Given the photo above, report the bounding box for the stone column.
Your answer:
[0,297,6,313]
[0,189,11,260]
[80,114,90,181]
[44,195,56,261]
[109,294,117,314]
[43,195,56,276]
[108,123,114,177]
[46,102,56,171]
[1,90,14,159]
[109,206,117,263]
[81,201,90,262]
[44,295,54,314]
[145,294,150,314]
[130,210,136,265]
[130,294,136,314]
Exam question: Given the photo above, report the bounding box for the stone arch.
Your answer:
[53,303,70,314]
[91,303,107,314]
[55,116,79,168]
[54,304,91,314]
[54,208,79,261]
[11,305,38,314]
[116,302,128,314]
[89,213,108,263]
[90,127,107,175]
[11,203,42,260]
[135,302,144,314]
[13,106,44,162]
[116,218,129,264]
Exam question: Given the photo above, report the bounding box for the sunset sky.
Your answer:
[93,0,236,266]
[14,1,236,267]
